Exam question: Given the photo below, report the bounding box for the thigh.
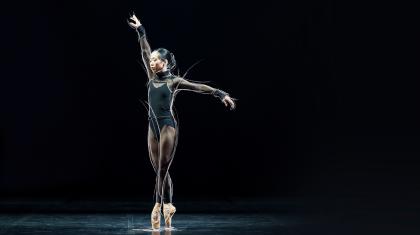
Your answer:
[149,118,160,140]
[148,125,159,169]
[159,125,177,163]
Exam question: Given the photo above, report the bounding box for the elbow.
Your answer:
[141,51,150,60]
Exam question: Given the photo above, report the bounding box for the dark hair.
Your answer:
[154,48,176,71]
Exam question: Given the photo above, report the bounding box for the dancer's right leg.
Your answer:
[148,126,162,229]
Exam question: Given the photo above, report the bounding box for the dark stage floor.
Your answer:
[0,198,418,235]
[0,213,289,235]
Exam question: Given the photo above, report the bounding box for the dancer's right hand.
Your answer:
[128,13,141,29]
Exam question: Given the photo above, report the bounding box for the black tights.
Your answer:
[148,124,177,204]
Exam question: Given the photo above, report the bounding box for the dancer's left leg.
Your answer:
[157,125,176,204]
[158,125,177,228]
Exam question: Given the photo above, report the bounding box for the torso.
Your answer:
[149,78,175,92]
[147,73,176,119]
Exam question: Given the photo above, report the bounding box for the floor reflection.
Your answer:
[0,213,287,235]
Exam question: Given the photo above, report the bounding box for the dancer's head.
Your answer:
[150,48,176,73]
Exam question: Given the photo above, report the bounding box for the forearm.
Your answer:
[135,25,153,78]
[136,25,151,57]
[197,84,228,100]
[177,79,228,100]
[195,84,216,94]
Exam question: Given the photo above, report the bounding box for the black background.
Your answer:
[0,0,419,206]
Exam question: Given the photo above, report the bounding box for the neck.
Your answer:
[156,70,171,79]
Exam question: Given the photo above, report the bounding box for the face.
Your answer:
[150,51,167,73]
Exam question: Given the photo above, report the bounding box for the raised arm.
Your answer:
[173,77,236,110]
[128,13,153,79]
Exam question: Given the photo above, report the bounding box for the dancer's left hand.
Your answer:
[222,96,236,110]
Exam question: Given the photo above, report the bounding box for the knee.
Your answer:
[158,168,169,177]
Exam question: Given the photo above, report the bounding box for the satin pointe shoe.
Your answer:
[151,203,161,230]
[163,203,176,228]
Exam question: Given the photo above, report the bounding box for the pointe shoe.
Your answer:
[163,203,176,228]
[151,203,161,230]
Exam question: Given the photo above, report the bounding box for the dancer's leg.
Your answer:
[157,125,176,204]
[148,125,173,203]
[158,125,177,228]
[147,126,160,201]
[148,125,167,229]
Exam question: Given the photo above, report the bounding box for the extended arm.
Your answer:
[173,77,236,110]
[128,14,153,79]
[173,77,216,94]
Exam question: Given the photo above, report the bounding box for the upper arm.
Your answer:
[173,77,195,90]
[173,77,214,93]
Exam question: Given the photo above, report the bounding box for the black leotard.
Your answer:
[148,70,177,141]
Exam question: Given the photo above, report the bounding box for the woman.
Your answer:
[128,13,236,230]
